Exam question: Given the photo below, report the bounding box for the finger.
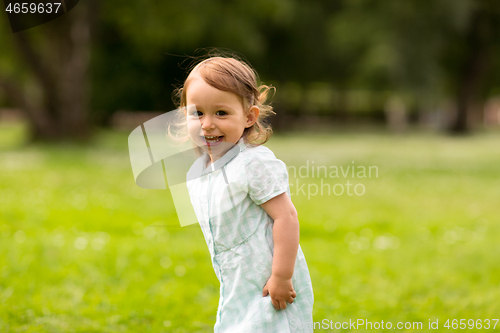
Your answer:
[279,300,287,310]
[262,285,268,297]
[292,290,297,298]
[272,298,280,310]
[287,296,294,304]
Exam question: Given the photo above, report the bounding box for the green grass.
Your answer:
[1,123,500,332]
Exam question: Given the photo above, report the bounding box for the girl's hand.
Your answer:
[262,274,297,310]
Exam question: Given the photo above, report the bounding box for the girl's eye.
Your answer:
[216,110,227,116]
[189,111,203,117]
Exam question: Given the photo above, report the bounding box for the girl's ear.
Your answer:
[246,106,260,128]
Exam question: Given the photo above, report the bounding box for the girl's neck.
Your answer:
[206,155,214,168]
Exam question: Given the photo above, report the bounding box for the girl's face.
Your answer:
[185,72,258,159]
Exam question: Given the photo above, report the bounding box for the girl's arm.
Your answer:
[260,192,299,310]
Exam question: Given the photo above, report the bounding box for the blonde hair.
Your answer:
[172,55,276,146]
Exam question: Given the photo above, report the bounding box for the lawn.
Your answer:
[1,123,499,332]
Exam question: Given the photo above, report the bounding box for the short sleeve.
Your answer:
[244,148,289,205]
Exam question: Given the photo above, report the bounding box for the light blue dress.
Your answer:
[186,138,314,332]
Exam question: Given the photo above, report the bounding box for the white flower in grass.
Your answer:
[74,236,88,250]
[175,265,186,277]
[14,230,26,243]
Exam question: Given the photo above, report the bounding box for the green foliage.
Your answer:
[87,0,500,122]
[90,0,294,118]
[1,125,499,331]
[3,0,500,127]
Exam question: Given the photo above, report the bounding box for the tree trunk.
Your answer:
[449,5,491,134]
[3,1,92,142]
[451,49,488,134]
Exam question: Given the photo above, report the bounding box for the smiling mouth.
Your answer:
[202,135,224,146]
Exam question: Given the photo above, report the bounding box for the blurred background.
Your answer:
[1,0,500,138]
[1,0,499,332]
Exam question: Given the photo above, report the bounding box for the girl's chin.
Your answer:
[199,141,235,154]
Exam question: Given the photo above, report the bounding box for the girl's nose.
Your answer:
[201,116,215,130]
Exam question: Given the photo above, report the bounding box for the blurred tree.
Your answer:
[0,0,289,139]
[2,0,499,138]
[441,0,500,133]
[91,0,294,124]
[325,0,500,133]
[92,0,500,133]
[0,1,96,141]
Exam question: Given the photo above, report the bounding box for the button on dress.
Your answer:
[186,138,314,332]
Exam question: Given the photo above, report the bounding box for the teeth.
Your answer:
[204,136,222,141]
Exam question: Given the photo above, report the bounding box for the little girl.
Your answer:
[178,56,314,332]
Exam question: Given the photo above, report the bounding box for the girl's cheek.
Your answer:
[187,118,200,132]
[187,123,196,138]
[187,121,203,145]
